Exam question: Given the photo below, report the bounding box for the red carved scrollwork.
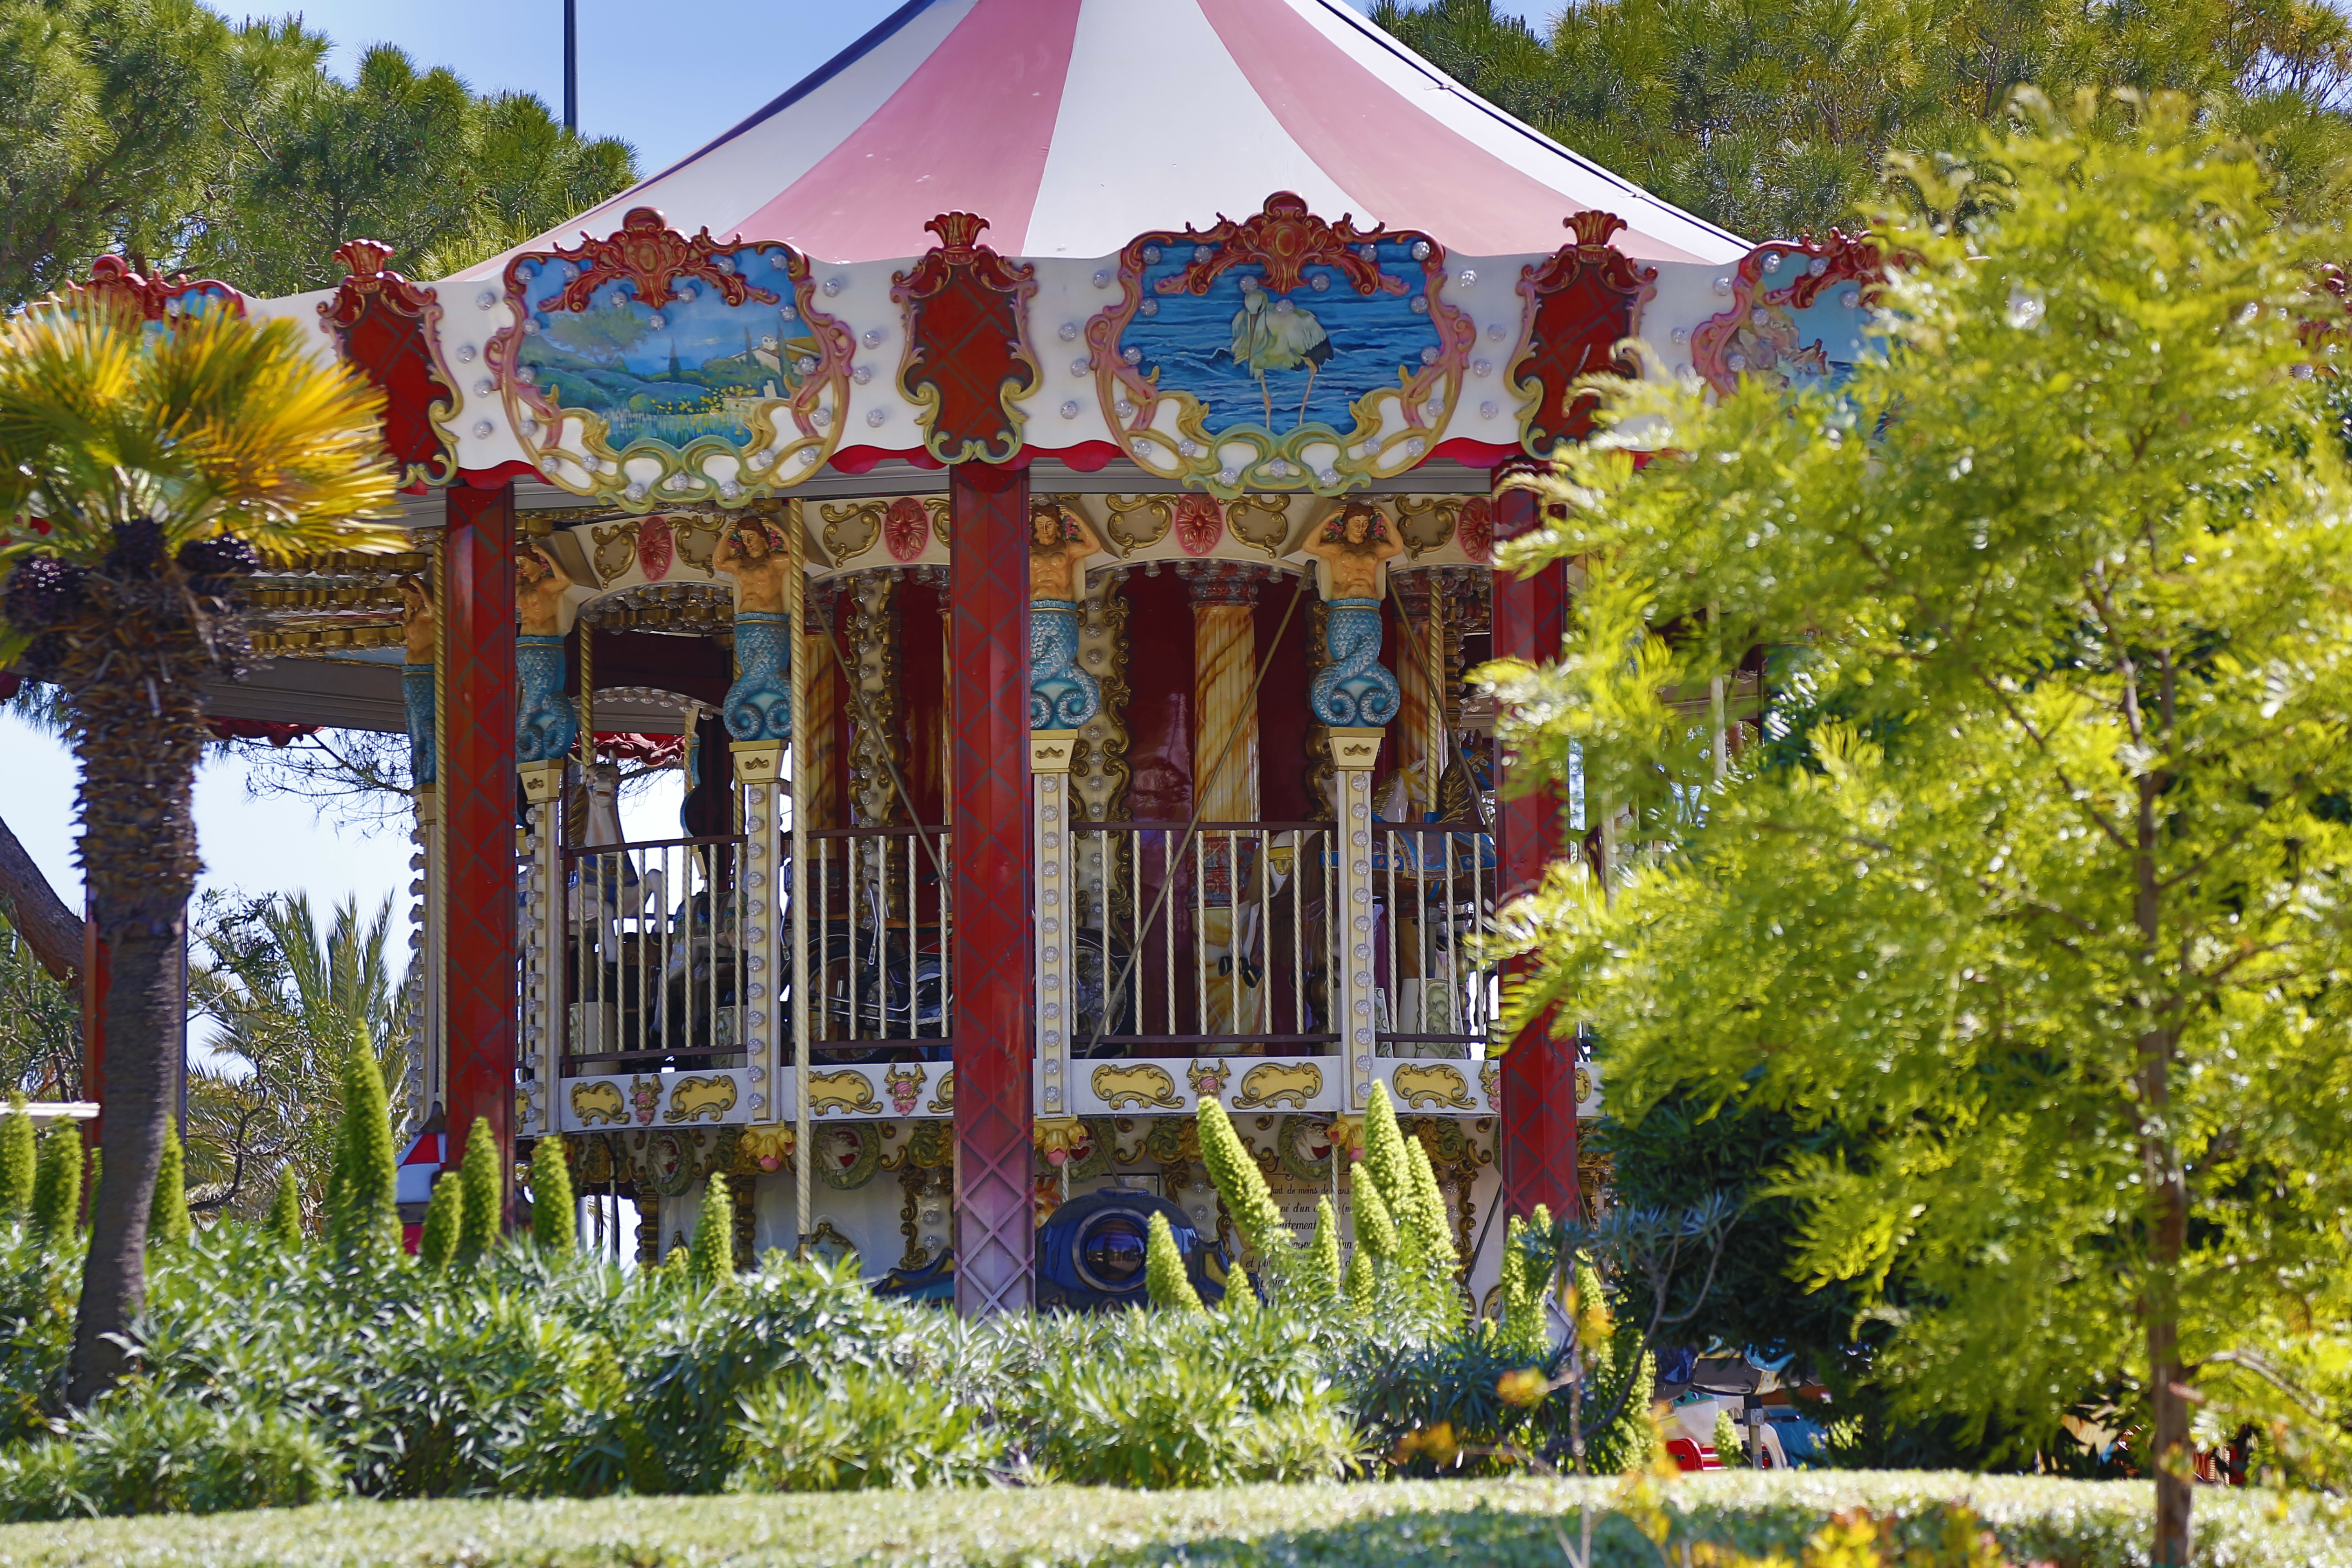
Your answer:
[1689,228,1883,398]
[319,239,459,487]
[68,255,245,321]
[1509,212,1658,455]
[530,206,780,314]
[1154,192,1408,299]
[892,213,1040,466]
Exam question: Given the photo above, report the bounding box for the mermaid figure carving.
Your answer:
[715,518,793,741]
[515,544,579,763]
[1303,502,1404,727]
[1029,500,1103,730]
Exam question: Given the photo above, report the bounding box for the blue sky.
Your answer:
[252,0,1556,176]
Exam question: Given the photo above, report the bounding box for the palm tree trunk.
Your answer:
[65,662,205,1408]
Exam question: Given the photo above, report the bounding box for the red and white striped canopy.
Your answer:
[470,0,1746,274]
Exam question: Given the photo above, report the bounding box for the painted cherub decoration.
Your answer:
[1028,499,1104,729]
[1305,502,1403,728]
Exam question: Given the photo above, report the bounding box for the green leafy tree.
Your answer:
[0,1090,33,1219]
[1145,1210,1205,1312]
[323,1030,396,1260]
[1492,95,2352,1563]
[453,1117,500,1267]
[30,1120,81,1239]
[688,1174,732,1290]
[265,1162,302,1249]
[1373,0,2352,238]
[185,891,413,1225]
[147,1122,188,1246]
[530,1135,575,1254]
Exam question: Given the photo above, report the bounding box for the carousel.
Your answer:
[92,0,1880,1312]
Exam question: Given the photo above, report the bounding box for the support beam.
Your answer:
[441,482,519,1225]
[1491,466,1579,1222]
[949,461,1034,1314]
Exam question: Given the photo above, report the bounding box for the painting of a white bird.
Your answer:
[1225,283,1333,429]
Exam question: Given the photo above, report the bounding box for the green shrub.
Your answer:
[0,1385,339,1521]
[1006,1307,1363,1487]
[731,1365,998,1491]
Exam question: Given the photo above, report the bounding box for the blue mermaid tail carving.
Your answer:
[1310,599,1400,727]
[1029,598,1099,730]
[402,664,436,784]
[724,611,793,742]
[515,635,579,764]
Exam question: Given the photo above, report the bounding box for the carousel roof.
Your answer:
[461,0,1746,274]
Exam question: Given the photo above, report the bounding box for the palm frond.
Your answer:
[0,299,402,567]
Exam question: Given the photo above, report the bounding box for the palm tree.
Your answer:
[186,891,414,1226]
[0,297,396,1403]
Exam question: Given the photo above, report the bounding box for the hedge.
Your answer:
[0,1473,2345,1568]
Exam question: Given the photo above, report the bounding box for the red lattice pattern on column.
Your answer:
[1492,474,1578,1221]
[950,461,1034,1314]
[443,484,519,1222]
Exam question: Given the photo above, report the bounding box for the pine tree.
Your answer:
[30,1123,82,1239]
[419,1174,461,1270]
[454,1117,501,1266]
[1194,1099,1293,1279]
[0,1092,34,1221]
[326,1030,399,1258]
[1145,1210,1205,1312]
[688,1173,733,1288]
[147,1124,191,1247]
[267,1164,304,1249]
[530,1135,576,1254]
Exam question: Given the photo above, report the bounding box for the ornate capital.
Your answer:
[1175,559,1270,605]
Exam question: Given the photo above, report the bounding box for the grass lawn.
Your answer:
[0,1474,2345,1568]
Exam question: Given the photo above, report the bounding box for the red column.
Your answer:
[949,461,1033,1314]
[1492,466,1579,1222]
[442,482,518,1222]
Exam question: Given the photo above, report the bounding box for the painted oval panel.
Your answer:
[637,518,674,581]
[884,496,930,562]
[1172,494,1224,556]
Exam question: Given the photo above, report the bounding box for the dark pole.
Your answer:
[562,0,578,132]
